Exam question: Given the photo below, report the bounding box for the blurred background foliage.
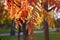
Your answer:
[0,0,60,31]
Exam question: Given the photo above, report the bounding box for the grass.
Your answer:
[0,32,60,40]
[0,36,17,40]
[0,26,10,34]
[49,32,60,40]
[0,26,60,40]
[33,32,60,40]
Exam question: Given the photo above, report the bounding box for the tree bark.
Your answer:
[22,21,28,40]
[18,26,21,40]
[44,19,49,40]
[10,20,15,36]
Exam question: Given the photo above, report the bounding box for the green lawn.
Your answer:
[0,26,10,34]
[0,32,60,40]
[33,32,60,40]
[49,32,60,40]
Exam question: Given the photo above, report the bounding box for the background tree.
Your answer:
[0,0,8,25]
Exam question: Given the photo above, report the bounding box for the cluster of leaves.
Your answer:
[0,1,9,24]
[5,0,57,30]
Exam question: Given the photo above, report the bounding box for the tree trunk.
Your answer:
[10,20,15,36]
[44,19,49,40]
[22,21,28,40]
[18,26,21,40]
[25,29,28,40]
